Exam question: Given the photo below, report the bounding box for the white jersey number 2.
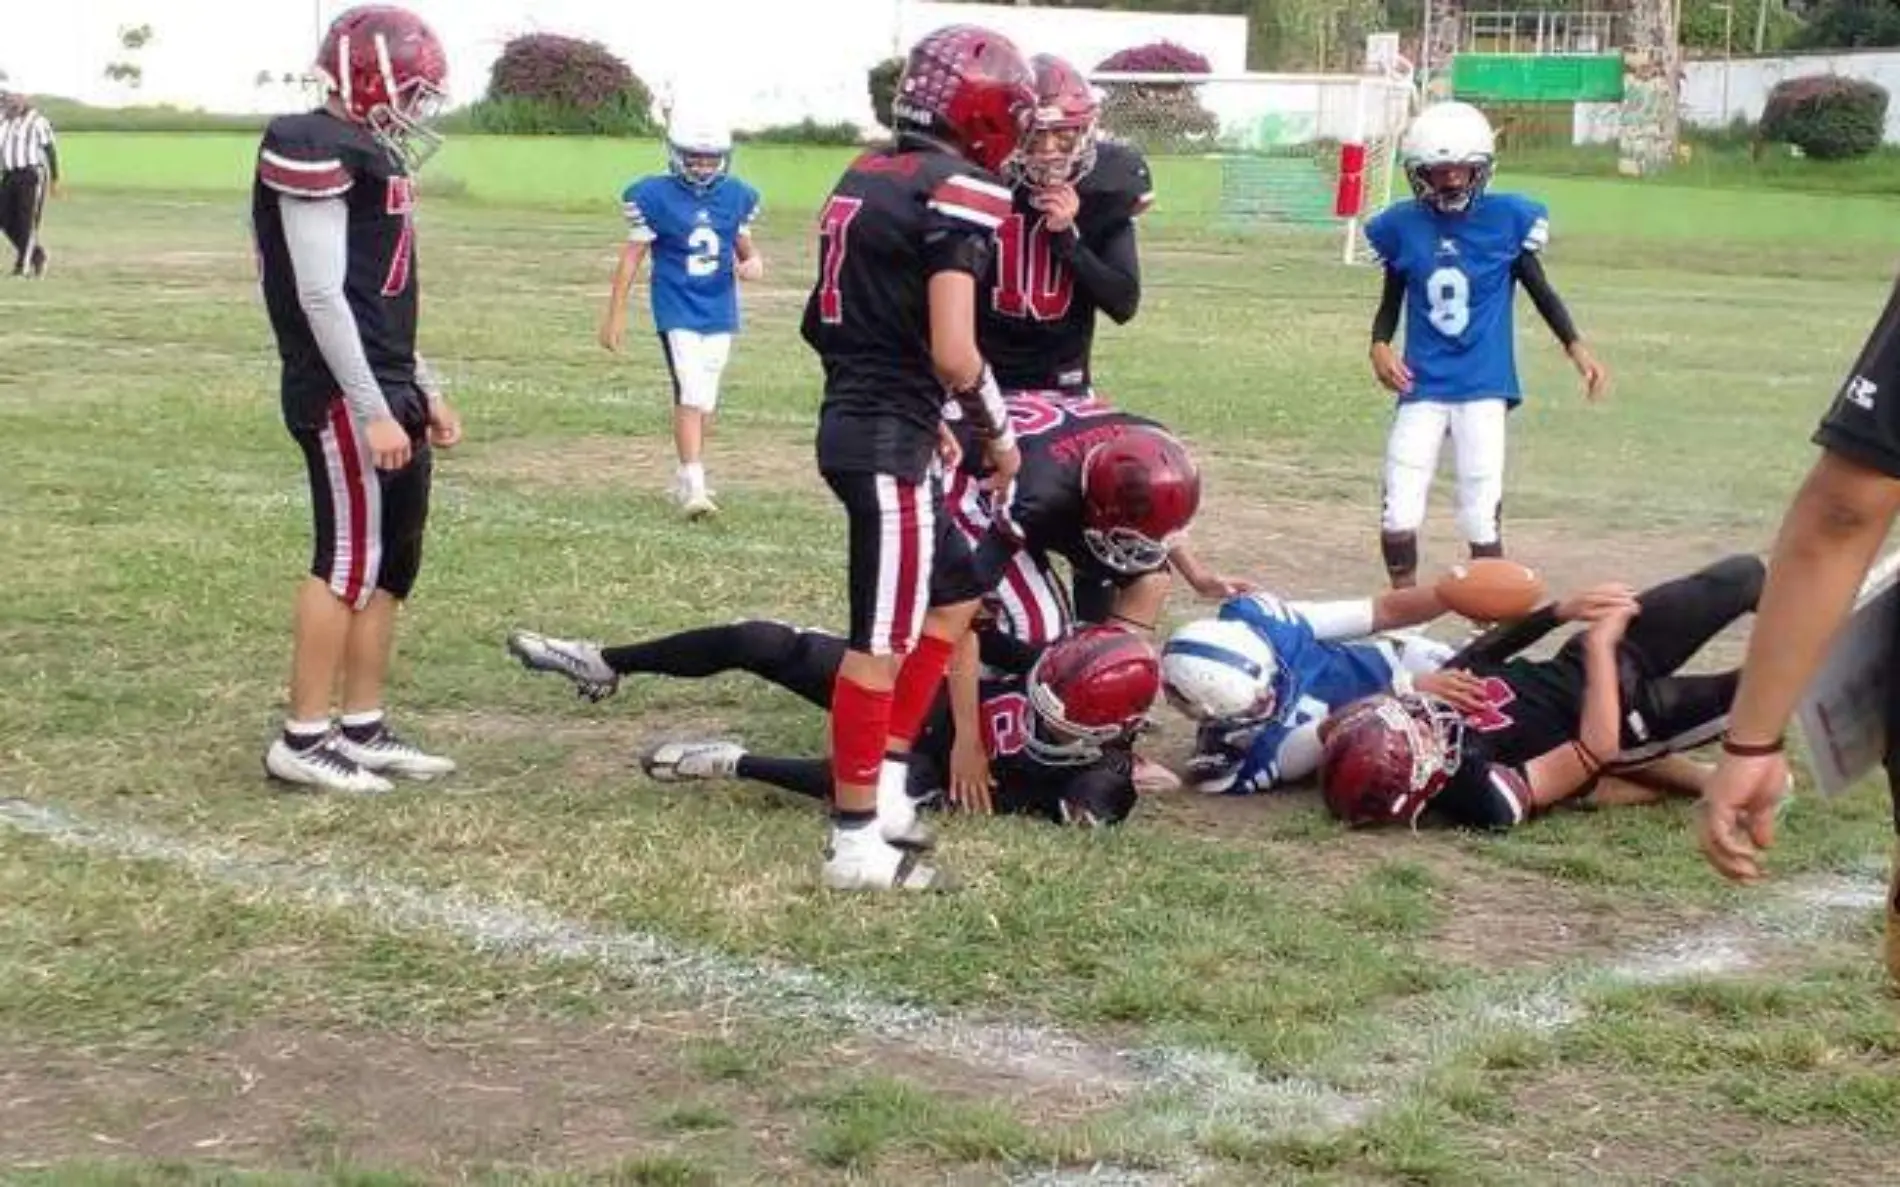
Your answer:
[1425,266,1470,337]
[686,226,722,278]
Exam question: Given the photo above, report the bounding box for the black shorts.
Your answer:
[1814,277,1900,478]
[823,470,987,655]
[291,395,432,609]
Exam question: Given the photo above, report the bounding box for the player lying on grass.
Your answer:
[506,621,1161,829]
[1366,100,1608,589]
[1157,585,1482,795]
[1317,555,1766,831]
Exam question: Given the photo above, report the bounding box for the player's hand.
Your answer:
[736,253,764,282]
[948,734,995,816]
[984,438,1021,494]
[365,416,412,472]
[937,422,963,472]
[426,394,462,450]
[1570,342,1609,403]
[1030,184,1080,234]
[1556,583,1639,622]
[1370,342,1413,394]
[1697,750,1791,882]
[1191,573,1257,601]
[598,311,626,353]
[1414,669,1492,715]
[1585,600,1639,647]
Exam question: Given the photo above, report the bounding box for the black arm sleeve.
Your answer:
[44,143,59,183]
[1513,252,1580,348]
[977,628,1043,676]
[1371,266,1405,344]
[1446,605,1562,670]
[1050,219,1141,324]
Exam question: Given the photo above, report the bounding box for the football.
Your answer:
[1434,558,1547,622]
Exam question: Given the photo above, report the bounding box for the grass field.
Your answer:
[4,134,1900,1186]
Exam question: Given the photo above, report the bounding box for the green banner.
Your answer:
[1452,54,1624,102]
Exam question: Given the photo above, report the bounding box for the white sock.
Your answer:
[876,757,915,822]
[339,708,384,730]
[284,717,331,742]
[679,462,706,497]
[828,819,886,862]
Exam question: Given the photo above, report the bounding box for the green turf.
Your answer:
[4,156,1900,1184]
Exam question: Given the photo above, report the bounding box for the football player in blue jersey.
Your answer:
[1363,101,1609,588]
[600,109,763,520]
[1160,583,1493,794]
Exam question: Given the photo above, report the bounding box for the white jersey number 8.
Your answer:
[1425,266,1470,338]
[686,226,722,278]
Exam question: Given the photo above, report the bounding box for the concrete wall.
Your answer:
[1680,49,1900,141]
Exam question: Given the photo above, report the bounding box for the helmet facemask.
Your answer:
[367,76,447,172]
[668,141,731,193]
[1025,676,1127,767]
[1406,158,1492,214]
[1083,524,1177,576]
[1011,117,1097,189]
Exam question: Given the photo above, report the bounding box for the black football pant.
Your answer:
[0,167,46,274]
[1557,554,1764,763]
[600,621,943,802]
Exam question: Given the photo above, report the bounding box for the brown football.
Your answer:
[1434,558,1547,623]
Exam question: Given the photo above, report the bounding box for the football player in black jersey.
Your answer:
[1318,555,1765,830]
[799,26,1037,891]
[505,623,1160,828]
[253,5,462,796]
[981,54,1151,398]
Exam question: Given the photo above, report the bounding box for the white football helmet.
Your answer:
[667,111,732,193]
[1160,619,1281,724]
[1400,101,1495,213]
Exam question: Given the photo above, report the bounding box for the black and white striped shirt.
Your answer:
[0,110,56,172]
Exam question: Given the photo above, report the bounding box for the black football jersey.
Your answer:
[913,665,1138,826]
[252,111,422,430]
[980,140,1154,392]
[802,145,1013,481]
[1457,655,1585,770]
[951,391,1164,582]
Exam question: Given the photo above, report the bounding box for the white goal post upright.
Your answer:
[1087,48,1415,264]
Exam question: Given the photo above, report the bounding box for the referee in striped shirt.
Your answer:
[0,92,59,279]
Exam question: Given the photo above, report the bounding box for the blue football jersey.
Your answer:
[623,174,762,334]
[1363,191,1550,404]
[1212,594,1406,793]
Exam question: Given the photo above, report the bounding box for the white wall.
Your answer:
[1681,49,1900,142]
[2,0,1247,131]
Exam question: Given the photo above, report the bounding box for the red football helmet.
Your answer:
[1011,54,1100,189]
[316,5,450,170]
[893,25,1037,175]
[1025,625,1162,765]
[1318,694,1465,828]
[1080,427,1203,575]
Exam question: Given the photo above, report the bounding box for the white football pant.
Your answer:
[661,329,732,412]
[1381,398,1508,546]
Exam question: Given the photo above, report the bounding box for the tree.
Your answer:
[1790,0,1900,48]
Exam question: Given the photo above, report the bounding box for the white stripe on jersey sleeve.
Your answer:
[939,173,1012,205]
[927,199,1004,230]
[623,200,657,243]
[1522,217,1550,253]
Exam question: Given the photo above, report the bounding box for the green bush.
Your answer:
[1094,41,1220,154]
[738,118,863,146]
[867,57,903,132]
[1758,74,1889,160]
[470,33,655,136]
[448,92,653,137]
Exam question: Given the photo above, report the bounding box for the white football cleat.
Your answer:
[265,735,395,795]
[681,490,719,521]
[333,726,457,781]
[508,630,620,701]
[876,762,935,850]
[642,740,745,782]
[822,836,957,892]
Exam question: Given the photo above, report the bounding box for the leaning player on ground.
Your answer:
[1160,583,1485,794]
[1320,555,1765,830]
[253,4,462,794]
[1364,101,1608,589]
[505,622,1159,827]
[800,25,1034,891]
[1694,265,1900,987]
[600,109,762,519]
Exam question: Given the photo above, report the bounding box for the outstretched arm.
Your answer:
[1514,252,1607,399]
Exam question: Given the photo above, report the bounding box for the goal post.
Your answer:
[1088,56,1416,263]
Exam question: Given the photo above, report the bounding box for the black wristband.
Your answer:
[1722,734,1785,757]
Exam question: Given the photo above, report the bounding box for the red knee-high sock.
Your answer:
[830,675,892,819]
[888,633,956,748]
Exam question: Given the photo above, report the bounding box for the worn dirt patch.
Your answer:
[462,431,828,500]
[1484,1068,1899,1186]
[0,1013,1115,1179]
